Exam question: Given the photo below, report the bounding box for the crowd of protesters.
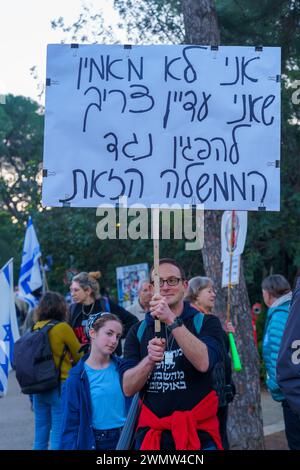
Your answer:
[13,263,300,451]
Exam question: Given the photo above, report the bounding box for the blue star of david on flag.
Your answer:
[0,259,20,396]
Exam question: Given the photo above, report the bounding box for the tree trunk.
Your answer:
[181,0,264,450]
[182,0,220,44]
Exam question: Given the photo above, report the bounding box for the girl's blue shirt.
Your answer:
[84,361,127,430]
[60,354,131,450]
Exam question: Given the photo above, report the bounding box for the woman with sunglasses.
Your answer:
[60,312,129,450]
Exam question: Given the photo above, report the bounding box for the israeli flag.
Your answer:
[18,217,42,300]
[0,259,20,396]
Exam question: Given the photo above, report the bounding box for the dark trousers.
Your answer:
[93,427,122,450]
[282,400,300,450]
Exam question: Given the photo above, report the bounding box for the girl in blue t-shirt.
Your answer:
[60,313,127,450]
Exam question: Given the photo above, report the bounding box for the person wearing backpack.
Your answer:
[31,292,82,450]
[69,271,138,355]
[185,276,236,449]
[262,275,300,450]
[121,258,224,450]
[60,312,129,450]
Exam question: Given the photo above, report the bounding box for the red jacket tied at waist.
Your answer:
[136,390,223,450]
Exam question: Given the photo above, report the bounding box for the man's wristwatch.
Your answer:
[168,317,183,332]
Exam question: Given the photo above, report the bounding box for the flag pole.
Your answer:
[39,258,48,293]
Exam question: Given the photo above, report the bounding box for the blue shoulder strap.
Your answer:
[193,311,204,334]
[137,320,147,343]
[137,312,204,343]
[100,296,110,312]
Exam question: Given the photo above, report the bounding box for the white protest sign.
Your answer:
[42,44,281,210]
[221,210,248,262]
[222,255,240,287]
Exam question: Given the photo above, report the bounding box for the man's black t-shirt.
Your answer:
[123,302,224,448]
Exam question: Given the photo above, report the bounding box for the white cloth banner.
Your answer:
[0,259,20,396]
[221,210,248,262]
[42,44,281,210]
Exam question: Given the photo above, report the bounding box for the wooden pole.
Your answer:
[152,207,161,335]
[226,210,242,371]
[226,210,235,323]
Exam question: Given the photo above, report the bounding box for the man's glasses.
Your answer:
[151,277,183,287]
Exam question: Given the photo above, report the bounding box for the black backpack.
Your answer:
[14,321,66,394]
[211,357,235,407]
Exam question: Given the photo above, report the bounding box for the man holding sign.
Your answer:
[121,258,224,450]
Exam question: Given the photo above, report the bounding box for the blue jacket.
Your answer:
[262,298,290,402]
[277,278,300,416]
[60,354,130,450]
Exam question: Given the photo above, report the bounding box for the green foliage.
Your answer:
[114,0,184,43]
[0,95,44,221]
[0,211,23,278]
[51,3,117,44]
